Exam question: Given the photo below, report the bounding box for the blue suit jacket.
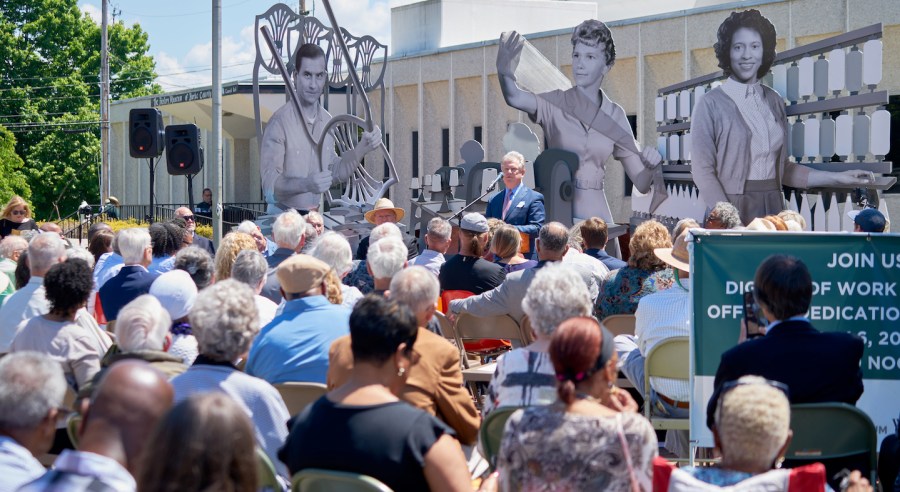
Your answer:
[485,186,545,254]
[98,265,159,321]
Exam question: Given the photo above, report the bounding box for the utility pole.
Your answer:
[211,0,223,248]
[100,0,110,204]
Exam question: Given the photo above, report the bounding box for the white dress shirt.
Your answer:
[634,281,691,401]
[0,436,45,492]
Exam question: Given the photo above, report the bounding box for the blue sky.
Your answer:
[78,0,392,91]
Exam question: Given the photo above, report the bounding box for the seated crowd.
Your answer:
[0,192,887,492]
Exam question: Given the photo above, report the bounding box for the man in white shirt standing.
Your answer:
[0,352,68,492]
[616,228,692,457]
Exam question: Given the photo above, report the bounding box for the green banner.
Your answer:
[692,231,900,380]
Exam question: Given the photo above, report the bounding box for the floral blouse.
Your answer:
[499,405,658,491]
[594,267,674,319]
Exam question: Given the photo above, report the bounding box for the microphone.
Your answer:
[488,173,504,190]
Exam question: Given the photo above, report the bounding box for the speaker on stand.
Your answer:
[165,124,204,212]
[129,108,165,222]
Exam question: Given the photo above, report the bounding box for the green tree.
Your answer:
[0,0,159,219]
[0,125,31,203]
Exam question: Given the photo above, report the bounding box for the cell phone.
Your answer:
[743,291,767,339]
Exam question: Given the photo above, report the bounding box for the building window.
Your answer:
[624,115,638,197]
[474,126,482,144]
[383,133,390,179]
[442,128,450,167]
[412,131,419,198]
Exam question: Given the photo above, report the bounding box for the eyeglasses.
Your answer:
[182,215,195,221]
[11,209,26,216]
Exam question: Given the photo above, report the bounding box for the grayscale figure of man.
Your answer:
[260,43,382,214]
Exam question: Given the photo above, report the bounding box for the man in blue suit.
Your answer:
[485,151,545,256]
[98,227,159,321]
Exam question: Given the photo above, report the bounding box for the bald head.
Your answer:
[536,222,569,261]
[80,361,173,473]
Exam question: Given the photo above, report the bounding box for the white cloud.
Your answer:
[152,0,393,92]
[311,0,391,50]
[155,23,257,92]
[79,3,102,23]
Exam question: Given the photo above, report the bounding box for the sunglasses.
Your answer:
[182,215,195,221]
[11,210,27,216]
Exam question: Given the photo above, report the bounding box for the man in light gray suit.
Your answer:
[448,222,597,323]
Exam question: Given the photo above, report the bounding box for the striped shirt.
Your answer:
[634,281,691,401]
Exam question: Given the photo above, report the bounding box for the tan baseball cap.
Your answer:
[276,254,331,294]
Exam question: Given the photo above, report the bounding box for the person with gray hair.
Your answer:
[20,361,175,492]
[312,231,362,308]
[231,249,278,327]
[704,201,743,229]
[449,221,597,323]
[484,150,546,255]
[174,246,215,290]
[77,296,187,401]
[0,235,27,293]
[111,295,185,376]
[0,352,68,490]
[343,222,404,295]
[260,209,307,303]
[171,279,291,478]
[66,246,95,270]
[236,220,270,256]
[482,263,592,415]
[366,236,407,295]
[299,222,319,254]
[0,233,68,352]
[327,266,481,445]
[663,376,869,491]
[99,228,159,321]
[411,217,451,276]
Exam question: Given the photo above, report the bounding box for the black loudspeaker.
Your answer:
[165,124,204,175]
[128,108,165,158]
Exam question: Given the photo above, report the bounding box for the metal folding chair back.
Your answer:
[257,447,282,492]
[787,403,878,485]
[642,336,690,431]
[601,314,636,337]
[453,313,527,348]
[292,468,393,492]
[478,406,522,469]
[274,382,328,417]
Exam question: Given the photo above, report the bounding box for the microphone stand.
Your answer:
[449,179,502,229]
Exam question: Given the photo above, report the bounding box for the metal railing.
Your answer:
[57,202,269,240]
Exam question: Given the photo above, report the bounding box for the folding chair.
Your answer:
[442,291,512,361]
[257,448,282,492]
[292,468,392,492]
[786,403,878,485]
[643,336,690,461]
[478,406,521,469]
[439,290,474,314]
[601,314,636,337]
[453,312,525,365]
[66,414,82,449]
[274,382,328,417]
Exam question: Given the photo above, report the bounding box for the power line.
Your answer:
[2,120,102,129]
